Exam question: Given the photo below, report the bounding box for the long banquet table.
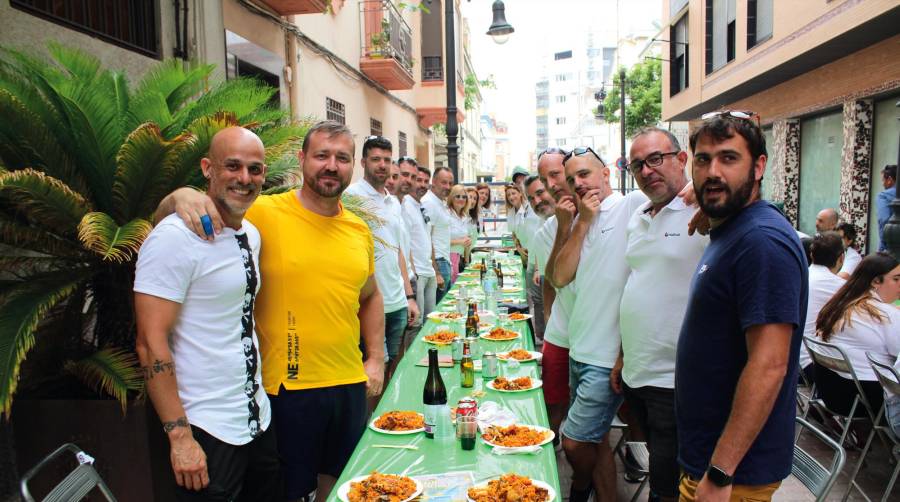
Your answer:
[328,252,561,501]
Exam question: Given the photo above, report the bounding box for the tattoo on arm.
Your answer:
[162,416,189,433]
[142,359,175,380]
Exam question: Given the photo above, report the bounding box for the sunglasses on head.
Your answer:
[700,110,761,127]
[563,146,605,166]
[397,155,416,164]
[538,147,569,160]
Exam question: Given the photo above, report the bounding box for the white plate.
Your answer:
[479,331,521,342]
[337,474,423,502]
[467,477,556,502]
[423,336,455,345]
[368,412,425,435]
[500,287,523,293]
[487,378,543,392]
[496,350,543,363]
[480,424,556,448]
[506,313,533,322]
[427,312,465,322]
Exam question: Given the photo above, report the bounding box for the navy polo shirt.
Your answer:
[675,200,808,485]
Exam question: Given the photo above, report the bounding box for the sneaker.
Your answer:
[623,445,647,484]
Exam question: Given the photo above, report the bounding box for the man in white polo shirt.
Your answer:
[800,231,845,382]
[399,159,440,321]
[547,147,647,502]
[345,136,419,363]
[615,128,708,502]
[421,166,454,301]
[135,127,279,500]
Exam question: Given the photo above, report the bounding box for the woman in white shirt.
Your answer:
[446,184,472,282]
[476,182,494,234]
[815,252,900,416]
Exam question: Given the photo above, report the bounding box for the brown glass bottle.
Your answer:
[460,341,475,388]
[465,302,479,338]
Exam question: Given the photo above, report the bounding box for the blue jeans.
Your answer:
[435,257,452,303]
[887,395,900,438]
[384,307,408,361]
[562,359,623,443]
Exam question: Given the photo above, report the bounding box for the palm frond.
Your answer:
[0,269,87,416]
[77,213,152,263]
[0,218,84,257]
[261,184,300,196]
[64,348,143,414]
[133,60,213,115]
[0,256,72,282]
[0,169,91,234]
[46,42,102,82]
[169,78,276,135]
[111,123,191,221]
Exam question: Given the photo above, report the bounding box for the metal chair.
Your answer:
[866,352,900,502]
[610,414,650,502]
[20,443,116,502]
[803,336,882,501]
[792,416,847,501]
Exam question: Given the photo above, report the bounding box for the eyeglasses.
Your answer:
[627,151,680,174]
[537,147,569,160]
[364,135,384,141]
[563,147,605,166]
[700,110,761,127]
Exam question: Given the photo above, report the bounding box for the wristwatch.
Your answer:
[706,465,733,487]
[406,294,416,299]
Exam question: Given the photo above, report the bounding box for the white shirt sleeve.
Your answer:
[133,222,197,303]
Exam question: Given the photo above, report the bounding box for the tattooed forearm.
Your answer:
[162,416,189,433]
[142,359,175,380]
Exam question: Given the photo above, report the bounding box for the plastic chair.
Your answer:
[792,417,847,501]
[866,352,900,502]
[20,443,116,502]
[803,336,882,501]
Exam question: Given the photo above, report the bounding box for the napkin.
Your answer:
[491,445,543,455]
[477,401,517,431]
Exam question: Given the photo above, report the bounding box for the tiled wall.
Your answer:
[839,99,874,251]
[772,120,801,227]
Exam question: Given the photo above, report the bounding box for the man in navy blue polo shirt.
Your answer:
[675,112,808,502]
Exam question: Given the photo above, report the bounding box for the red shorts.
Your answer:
[541,341,571,405]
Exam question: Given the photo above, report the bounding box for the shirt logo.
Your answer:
[600,227,614,234]
[698,264,709,274]
[665,232,681,237]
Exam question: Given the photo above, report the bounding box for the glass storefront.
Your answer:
[798,112,843,236]
[867,97,900,252]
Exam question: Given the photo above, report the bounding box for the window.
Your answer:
[370,118,383,137]
[555,96,566,103]
[554,50,573,60]
[398,131,408,157]
[706,0,736,74]
[747,0,773,49]
[11,0,160,57]
[555,73,572,82]
[556,117,567,125]
[556,138,568,146]
[326,98,345,124]
[602,48,616,82]
[670,14,689,96]
[226,31,282,106]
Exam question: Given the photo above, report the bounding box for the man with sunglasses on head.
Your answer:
[614,128,709,502]
[346,137,419,366]
[398,158,440,324]
[547,146,648,502]
[676,111,807,502]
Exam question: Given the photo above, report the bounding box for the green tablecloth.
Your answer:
[328,255,560,501]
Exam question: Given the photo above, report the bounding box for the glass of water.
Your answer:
[497,306,509,327]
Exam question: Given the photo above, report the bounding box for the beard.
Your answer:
[696,172,755,219]
[307,172,348,198]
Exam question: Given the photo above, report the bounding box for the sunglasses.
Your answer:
[563,146,605,166]
[627,151,680,174]
[700,110,761,127]
[397,155,416,165]
[538,147,569,160]
[453,194,469,200]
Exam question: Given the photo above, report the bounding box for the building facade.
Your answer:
[662,0,900,251]
[0,0,456,179]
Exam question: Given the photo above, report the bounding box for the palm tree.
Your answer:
[0,43,309,418]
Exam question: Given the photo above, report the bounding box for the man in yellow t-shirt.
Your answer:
[156,121,385,502]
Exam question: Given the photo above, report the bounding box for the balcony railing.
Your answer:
[422,56,443,81]
[360,1,413,73]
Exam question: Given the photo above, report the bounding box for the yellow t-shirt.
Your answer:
[246,191,375,394]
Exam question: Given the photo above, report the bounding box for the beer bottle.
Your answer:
[466,302,479,338]
[479,257,486,282]
[460,341,475,388]
[423,348,447,439]
[494,260,504,288]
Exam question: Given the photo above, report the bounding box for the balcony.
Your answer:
[359,1,414,90]
[256,0,328,15]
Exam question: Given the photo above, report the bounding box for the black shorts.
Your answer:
[622,383,679,498]
[269,383,367,499]
[175,424,281,502]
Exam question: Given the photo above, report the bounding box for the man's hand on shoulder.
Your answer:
[169,187,224,241]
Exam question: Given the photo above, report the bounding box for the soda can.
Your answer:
[451,336,463,362]
[457,397,478,420]
[482,352,498,379]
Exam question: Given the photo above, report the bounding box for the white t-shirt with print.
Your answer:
[134,214,271,445]
[422,190,452,261]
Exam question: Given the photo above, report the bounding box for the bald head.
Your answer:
[537,152,570,201]
[209,127,265,160]
[815,208,838,233]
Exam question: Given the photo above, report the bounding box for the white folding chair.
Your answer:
[20,443,116,502]
[793,416,847,501]
[866,352,900,502]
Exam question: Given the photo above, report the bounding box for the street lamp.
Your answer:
[440,0,514,182]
